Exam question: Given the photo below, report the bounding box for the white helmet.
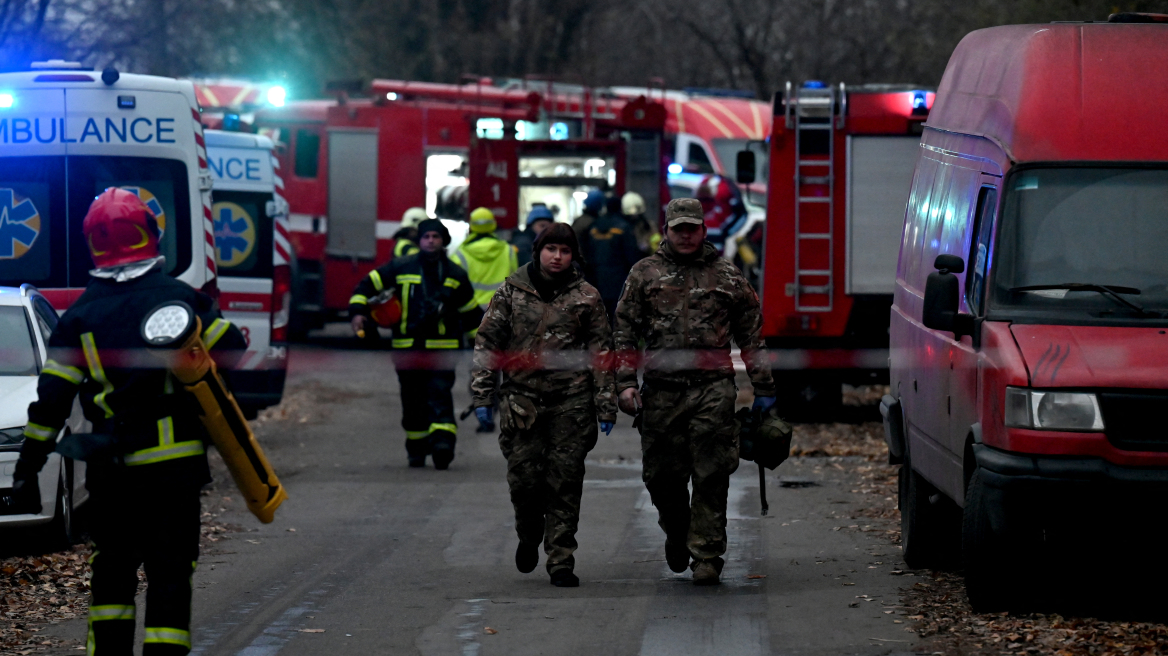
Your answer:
[401,207,428,229]
[621,191,646,216]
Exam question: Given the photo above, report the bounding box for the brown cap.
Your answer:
[665,198,705,227]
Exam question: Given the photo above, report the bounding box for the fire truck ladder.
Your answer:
[787,82,844,312]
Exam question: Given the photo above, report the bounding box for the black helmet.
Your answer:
[737,406,793,470]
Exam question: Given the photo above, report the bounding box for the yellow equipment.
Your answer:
[141,303,287,523]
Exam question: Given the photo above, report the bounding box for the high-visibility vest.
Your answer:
[452,233,518,312]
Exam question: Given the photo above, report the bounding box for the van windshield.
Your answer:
[990,167,1168,321]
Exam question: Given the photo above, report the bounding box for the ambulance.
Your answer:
[205,129,289,416]
[0,61,217,308]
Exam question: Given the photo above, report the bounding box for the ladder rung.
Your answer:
[797,269,831,276]
[798,197,831,203]
[797,234,830,240]
[798,124,832,130]
[798,160,830,166]
[800,176,831,185]
[800,285,832,294]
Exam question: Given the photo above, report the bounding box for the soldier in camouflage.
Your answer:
[472,222,617,588]
[613,197,777,586]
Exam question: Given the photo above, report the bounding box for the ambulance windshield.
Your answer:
[990,166,1168,320]
[0,306,38,376]
[0,156,190,289]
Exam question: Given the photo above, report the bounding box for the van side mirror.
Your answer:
[923,254,974,337]
[736,150,756,184]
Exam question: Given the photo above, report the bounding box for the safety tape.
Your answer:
[470,281,503,292]
[144,627,191,649]
[370,270,384,292]
[203,318,231,349]
[392,338,415,348]
[429,422,457,434]
[424,339,460,349]
[89,604,135,621]
[349,294,368,305]
[43,359,84,385]
[396,274,422,284]
[23,422,57,442]
[405,429,430,439]
[124,440,206,466]
[80,333,115,418]
[443,278,461,289]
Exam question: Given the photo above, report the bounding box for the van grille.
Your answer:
[1098,391,1168,452]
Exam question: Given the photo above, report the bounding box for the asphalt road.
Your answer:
[46,337,919,655]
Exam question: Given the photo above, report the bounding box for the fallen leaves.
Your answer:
[0,546,90,653]
[484,627,498,635]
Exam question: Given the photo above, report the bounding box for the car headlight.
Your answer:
[1005,387,1105,431]
[0,427,25,451]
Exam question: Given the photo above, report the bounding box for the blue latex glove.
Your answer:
[752,396,777,413]
[475,407,493,428]
[599,421,614,436]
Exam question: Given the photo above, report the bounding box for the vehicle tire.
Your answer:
[899,456,959,569]
[962,467,1036,612]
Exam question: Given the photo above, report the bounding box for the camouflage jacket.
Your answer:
[613,241,776,396]
[472,263,617,422]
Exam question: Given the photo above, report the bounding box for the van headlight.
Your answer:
[1005,387,1105,431]
[0,427,25,451]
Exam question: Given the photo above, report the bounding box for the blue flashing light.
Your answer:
[550,121,569,141]
[267,85,286,107]
[0,93,13,109]
[223,113,242,131]
[667,163,683,175]
[802,80,827,89]
[912,91,927,110]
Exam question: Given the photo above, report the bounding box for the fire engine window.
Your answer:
[687,143,715,174]
[211,190,274,279]
[0,156,67,289]
[427,153,468,220]
[295,130,320,178]
[66,157,191,287]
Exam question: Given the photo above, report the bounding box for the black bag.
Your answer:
[736,407,793,471]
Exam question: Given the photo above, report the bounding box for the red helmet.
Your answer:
[82,187,161,268]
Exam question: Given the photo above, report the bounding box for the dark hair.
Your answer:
[532,222,584,265]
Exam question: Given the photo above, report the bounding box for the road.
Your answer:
[45,336,919,655]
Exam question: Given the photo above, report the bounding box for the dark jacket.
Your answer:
[510,225,539,267]
[581,213,643,302]
[17,269,247,491]
[348,252,474,349]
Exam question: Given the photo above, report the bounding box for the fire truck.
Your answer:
[249,80,668,334]
[738,82,935,415]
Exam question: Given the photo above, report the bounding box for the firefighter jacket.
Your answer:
[348,251,474,350]
[581,213,645,302]
[471,262,617,421]
[613,241,776,396]
[392,227,420,258]
[453,233,519,313]
[15,269,247,491]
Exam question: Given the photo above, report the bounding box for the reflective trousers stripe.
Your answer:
[89,604,135,621]
[392,338,415,348]
[429,422,457,434]
[24,422,57,441]
[144,627,191,649]
[44,359,84,384]
[424,339,460,349]
[405,430,430,440]
[203,318,231,349]
[124,440,205,466]
[400,283,411,333]
[81,332,115,418]
[369,270,384,292]
[349,294,368,305]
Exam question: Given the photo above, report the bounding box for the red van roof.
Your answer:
[928,23,1168,163]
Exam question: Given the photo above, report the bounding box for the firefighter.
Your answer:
[349,219,473,469]
[472,222,616,587]
[511,205,555,267]
[580,197,643,322]
[613,198,776,586]
[621,191,661,256]
[572,189,605,244]
[452,207,518,340]
[6,188,246,654]
[392,207,428,258]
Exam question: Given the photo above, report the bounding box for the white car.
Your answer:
[0,285,88,545]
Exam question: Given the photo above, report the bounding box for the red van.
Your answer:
[883,16,1168,610]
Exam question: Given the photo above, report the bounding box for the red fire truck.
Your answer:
[739,82,935,415]
[250,80,668,334]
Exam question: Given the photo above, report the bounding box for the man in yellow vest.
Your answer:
[452,207,518,338]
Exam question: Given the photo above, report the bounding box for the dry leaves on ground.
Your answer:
[0,546,90,654]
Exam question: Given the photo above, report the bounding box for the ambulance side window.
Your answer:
[295,130,320,178]
[0,156,68,289]
[966,186,998,315]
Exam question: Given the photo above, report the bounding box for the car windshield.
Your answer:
[0,305,38,376]
[989,167,1168,321]
[711,138,768,183]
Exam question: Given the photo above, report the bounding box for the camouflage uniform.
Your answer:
[472,263,616,573]
[613,236,775,569]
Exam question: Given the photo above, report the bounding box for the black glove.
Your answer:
[2,473,41,515]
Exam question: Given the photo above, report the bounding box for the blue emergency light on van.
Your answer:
[0,94,12,109]
[803,80,827,89]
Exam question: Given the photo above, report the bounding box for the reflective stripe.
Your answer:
[157,416,175,446]
[369,270,384,292]
[392,338,415,348]
[203,318,230,349]
[164,373,175,395]
[405,429,430,440]
[396,274,421,284]
[349,294,369,305]
[453,250,469,270]
[144,627,191,649]
[470,281,502,292]
[394,240,419,257]
[80,332,114,418]
[400,283,411,333]
[124,440,205,466]
[424,339,460,349]
[43,359,84,385]
[89,604,135,621]
[429,422,457,434]
[458,298,479,313]
[23,422,57,441]
[443,278,461,289]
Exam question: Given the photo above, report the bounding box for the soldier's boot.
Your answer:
[515,541,539,573]
[430,430,456,470]
[692,559,722,586]
[550,568,579,588]
[665,538,691,573]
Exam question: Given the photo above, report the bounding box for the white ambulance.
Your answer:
[205,129,289,416]
[0,60,216,306]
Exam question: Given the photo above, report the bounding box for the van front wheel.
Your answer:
[962,467,1037,612]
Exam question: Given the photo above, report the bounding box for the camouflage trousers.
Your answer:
[640,377,739,566]
[498,389,599,574]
